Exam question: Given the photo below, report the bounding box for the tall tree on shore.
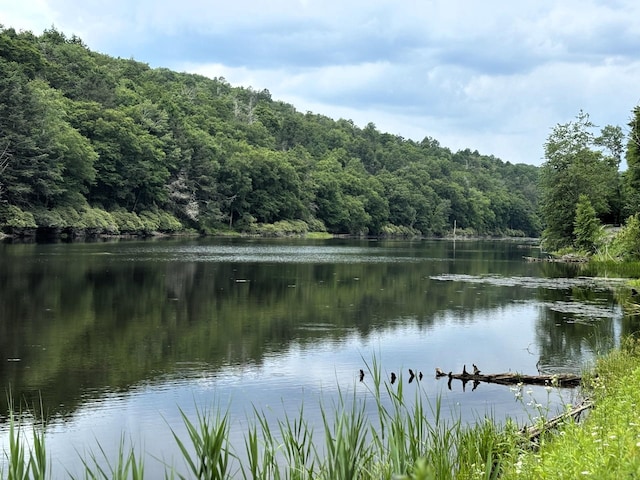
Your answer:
[624,106,640,217]
[539,111,618,250]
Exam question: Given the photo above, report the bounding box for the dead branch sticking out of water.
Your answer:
[435,365,582,389]
[522,399,594,444]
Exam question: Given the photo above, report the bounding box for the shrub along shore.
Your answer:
[3,341,640,479]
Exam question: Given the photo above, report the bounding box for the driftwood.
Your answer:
[522,399,594,444]
[523,255,588,264]
[436,365,582,389]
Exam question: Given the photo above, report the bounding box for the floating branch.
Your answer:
[436,365,582,388]
[522,399,594,444]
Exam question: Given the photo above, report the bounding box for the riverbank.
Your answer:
[498,336,640,479]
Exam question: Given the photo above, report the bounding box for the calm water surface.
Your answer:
[0,238,633,476]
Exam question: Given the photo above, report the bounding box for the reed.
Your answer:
[2,356,576,480]
[2,396,49,480]
[169,405,234,480]
[75,435,144,480]
[319,387,373,479]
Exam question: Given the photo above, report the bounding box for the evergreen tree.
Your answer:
[573,194,601,252]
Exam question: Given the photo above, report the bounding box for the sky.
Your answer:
[2,0,640,166]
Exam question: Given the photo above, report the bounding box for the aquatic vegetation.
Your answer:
[1,361,519,479]
[5,343,640,479]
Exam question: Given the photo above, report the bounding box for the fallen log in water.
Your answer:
[435,365,582,388]
[522,399,594,444]
[523,255,588,263]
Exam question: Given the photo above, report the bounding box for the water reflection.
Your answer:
[0,238,631,476]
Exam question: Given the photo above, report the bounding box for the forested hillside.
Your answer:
[0,26,542,238]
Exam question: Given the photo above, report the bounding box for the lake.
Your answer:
[0,237,633,477]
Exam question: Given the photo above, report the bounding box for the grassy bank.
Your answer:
[3,345,640,479]
[499,336,640,479]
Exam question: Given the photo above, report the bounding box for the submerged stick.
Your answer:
[522,399,594,443]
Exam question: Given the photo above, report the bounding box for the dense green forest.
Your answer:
[1,26,638,242]
[0,26,545,238]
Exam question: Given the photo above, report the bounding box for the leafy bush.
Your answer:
[32,207,65,228]
[156,211,183,232]
[0,204,37,228]
[380,224,421,237]
[503,228,527,238]
[110,209,145,233]
[307,217,327,233]
[235,214,257,233]
[53,206,82,226]
[255,219,309,237]
[139,210,183,233]
[610,214,640,260]
[79,207,118,234]
[139,211,160,233]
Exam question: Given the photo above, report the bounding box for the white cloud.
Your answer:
[0,1,58,32]
[2,0,640,165]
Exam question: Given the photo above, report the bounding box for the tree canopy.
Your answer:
[539,111,628,251]
[0,26,543,237]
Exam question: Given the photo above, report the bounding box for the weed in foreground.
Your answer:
[74,435,144,480]
[169,404,234,480]
[2,395,49,480]
[5,353,607,479]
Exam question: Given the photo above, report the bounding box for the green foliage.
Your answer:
[110,209,145,233]
[79,207,117,234]
[0,204,37,229]
[139,210,183,233]
[254,219,309,237]
[380,224,422,237]
[610,214,640,260]
[0,25,544,238]
[77,435,145,480]
[540,111,620,250]
[3,396,49,480]
[170,405,233,480]
[574,194,602,252]
[501,338,640,479]
[31,207,65,228]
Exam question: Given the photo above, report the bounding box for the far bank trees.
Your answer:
[0,26,541,238]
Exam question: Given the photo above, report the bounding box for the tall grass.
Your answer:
[1,396,48,480]
[362,356,516,480]
[3,356,586,479]
[75,435,144,480]
[319,387,373,479]
[169,405,233,479]
[500,336,640,479]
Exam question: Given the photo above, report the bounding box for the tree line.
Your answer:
[0,26,543,238]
